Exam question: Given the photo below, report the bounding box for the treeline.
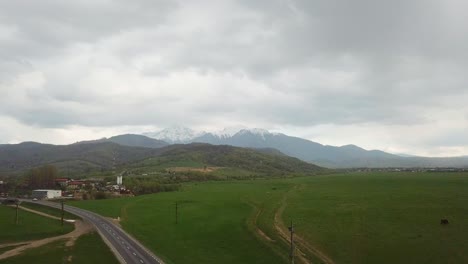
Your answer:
[0,165,59,196]
[124,176,180,195]
[166,171,220,182]
[130,183,180,195]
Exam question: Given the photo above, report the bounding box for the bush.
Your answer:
[95,191,107,200]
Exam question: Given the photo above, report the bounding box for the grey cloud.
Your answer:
[0,0,467,154]
[0,0,176,59]
[425,130,468,147]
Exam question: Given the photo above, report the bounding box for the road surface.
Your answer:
[32,200,165,264]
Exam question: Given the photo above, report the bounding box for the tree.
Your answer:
[27,165,58,190]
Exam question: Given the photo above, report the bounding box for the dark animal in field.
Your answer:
[440,219,449,225]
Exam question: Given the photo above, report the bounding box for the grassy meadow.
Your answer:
[0,232,118,264]
[69,172,468,264]
[283,172,468,264]
[0,206,74,244]
[71,181,292,264]
[20,201,79,220]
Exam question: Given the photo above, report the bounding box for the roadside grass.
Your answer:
[20,202,79,220]
[0,206,74,244]
[68,196,142,218]
[69,172,468,264]
[0,232,118,264]
[68,232,119,263]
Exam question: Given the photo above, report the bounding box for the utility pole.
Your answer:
[61,199,65,226]
[175,201,178,224]
[288,220,295,264]
[15,201,20,225]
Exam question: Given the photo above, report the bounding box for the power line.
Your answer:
[15,200,20,225]
[61,199,65,226]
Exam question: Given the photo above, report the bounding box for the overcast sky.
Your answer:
[1,0,467,157]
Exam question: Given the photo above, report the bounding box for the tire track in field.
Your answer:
[253,205,275,242]
[243,199,275,242]
[274,185,335,264]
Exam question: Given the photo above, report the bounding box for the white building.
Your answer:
[32,189,62,199]
[117,175,123,185]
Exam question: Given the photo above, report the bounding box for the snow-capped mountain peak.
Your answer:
[144,126,277,143]
[210,125,248,138]
[143,126,204,143]
[236,128,272,140]
[249,128,271,135]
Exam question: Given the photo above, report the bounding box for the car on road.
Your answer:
[32,198,38,201]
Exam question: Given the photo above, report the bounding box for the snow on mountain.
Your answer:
[143,126,204,143]
[210,126,248,138]
[144,126,278,143]
[236,128,272,140]
[140,126,468,168]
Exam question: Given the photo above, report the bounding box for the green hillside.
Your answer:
[108,134,168,148]
[0,142,324,179]
[0,142,164,176]
[129,143,325,177]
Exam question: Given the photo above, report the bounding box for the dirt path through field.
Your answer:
[15,205,62,220]
[0,207,93,260]
[243,200,275,242]
[274,186,335,264]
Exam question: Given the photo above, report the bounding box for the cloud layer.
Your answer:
[1,0,467,156]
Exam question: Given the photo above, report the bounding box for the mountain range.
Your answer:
[0,140,324,177]
[1,127,467,173]
[143,127,468,168]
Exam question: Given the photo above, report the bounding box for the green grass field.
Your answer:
[70,181,292,264]
[0,232,118,264]
[282,172,468,264]
[69,172,468,264]
[20,202,79,220]
[0,206,74,244]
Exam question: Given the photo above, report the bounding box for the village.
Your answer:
[0,176,134,200]
[30,175,133,200]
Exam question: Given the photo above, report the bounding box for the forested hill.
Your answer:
[0,142,324,177]
[0,141,163,175]
[138,143,325,175]
[74,134,168,148]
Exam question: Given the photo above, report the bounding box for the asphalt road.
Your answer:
[33,200,165,264]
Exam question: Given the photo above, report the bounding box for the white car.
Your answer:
[32,198,38,201]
